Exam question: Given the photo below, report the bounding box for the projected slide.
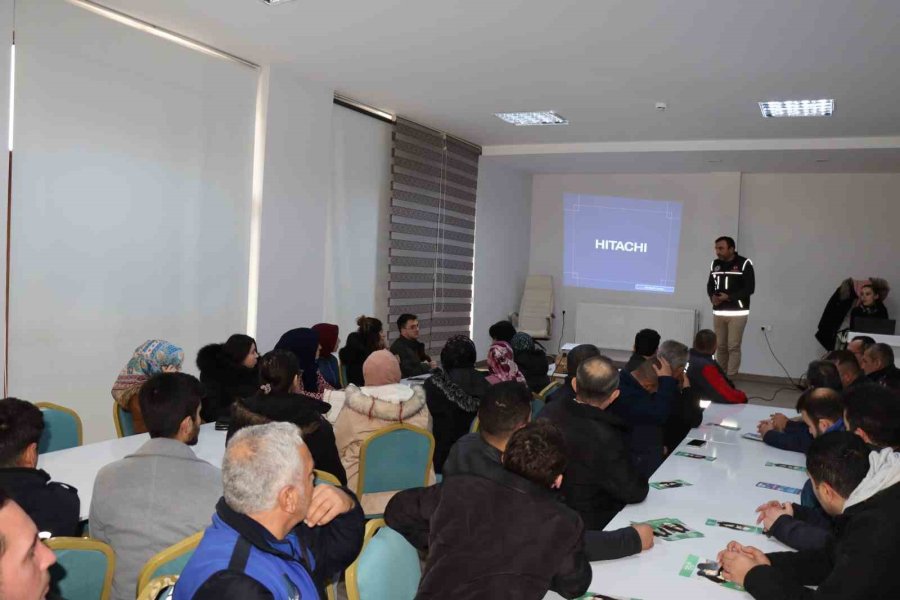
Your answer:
[563,194,683,294]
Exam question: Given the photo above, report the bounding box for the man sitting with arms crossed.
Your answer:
[444,381,653,561]
[386,421,593,599]
[539,356,649,529]
[0,489,58,600]
[0,398,80,537]
[175,422,364,599]
[717,431,900,599]
[686,329,748,404]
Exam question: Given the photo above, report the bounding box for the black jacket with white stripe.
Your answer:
[707,253,755,315]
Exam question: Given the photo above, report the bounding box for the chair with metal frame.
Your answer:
[36,402,83,453]
[345,518,421,600]
[47,537,115,600]
[113,402,136,438]
[356,424,434,518]
[136,531,203,598]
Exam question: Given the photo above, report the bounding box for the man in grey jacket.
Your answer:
[89,372,221,600]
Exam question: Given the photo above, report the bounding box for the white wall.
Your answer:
[324,106,392,340]
[472,159,534,357]
[255,67,334,351]
[739,173,900,378]
[529,173,741,353]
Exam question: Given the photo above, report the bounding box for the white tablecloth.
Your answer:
[547,402,807,600]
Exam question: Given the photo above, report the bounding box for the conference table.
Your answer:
[546,402,808,600]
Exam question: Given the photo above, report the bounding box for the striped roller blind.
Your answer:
[388,118,481,358]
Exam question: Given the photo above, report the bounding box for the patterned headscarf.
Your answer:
[312,323,339,357]
[440,335,477,370]
[112,339,183,400]
[510,332,535,354]
[486,341,526,385]
[274,328,320,393]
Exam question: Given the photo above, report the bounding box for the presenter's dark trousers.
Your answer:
[713,314,748,378]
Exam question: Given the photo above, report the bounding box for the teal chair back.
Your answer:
[115,404,136,437]
[37,404,83,454]
[347,522,420,600]
[340,364,349,389]
[531,397,545,420]
[47,538,114,600]
[357,425,434,496]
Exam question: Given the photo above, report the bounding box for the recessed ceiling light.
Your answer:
[816,158,830,163]
[494,111,568,126]
[258,0,296,4]
[758,99,834,118]
[707,159,723,163]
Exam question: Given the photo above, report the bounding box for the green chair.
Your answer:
[469,416,480,433]
[346,519,421,600]
[113,402,136,438]
[340,364,349,389]
[47,537,115,600]
[36,403,83,453]
[536,380,561,400]
[136,531,203,597]
[136,576,178,600]
[531,396,546,420]
[357,424,434,517]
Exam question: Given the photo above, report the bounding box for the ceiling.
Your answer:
[92,0,900,162]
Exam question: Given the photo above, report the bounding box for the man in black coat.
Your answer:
[545,344,600,405]
[623,328,660,372]
[443,382,653,562]
[0,398,80,537]
[390,314,435,378]
[385,421,592,600]
[539,356,649,529]
[717,431,900,600]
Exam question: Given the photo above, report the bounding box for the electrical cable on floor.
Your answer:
[762,329,804,390]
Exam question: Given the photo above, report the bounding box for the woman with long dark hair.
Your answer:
[229,349,346,484]
[338,315,386,387]
[196,334,259,423]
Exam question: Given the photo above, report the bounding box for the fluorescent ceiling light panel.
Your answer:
[758,99,834,118]
[259,0,297,4]
[495,111,568,126]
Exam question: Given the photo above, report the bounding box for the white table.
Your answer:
[547,403,807,600]
[38,423,227,519]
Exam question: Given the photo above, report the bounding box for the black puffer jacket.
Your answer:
[197,344,259,423]
[338,332,373,388]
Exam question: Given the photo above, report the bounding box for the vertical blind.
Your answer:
[388,118,481,358]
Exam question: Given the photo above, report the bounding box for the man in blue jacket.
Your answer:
[609,354,678,479]
[174,422,365,600]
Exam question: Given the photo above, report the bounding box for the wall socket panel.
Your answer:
[760,325,773,331]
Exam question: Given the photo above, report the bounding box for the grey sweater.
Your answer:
[89,437,222,600]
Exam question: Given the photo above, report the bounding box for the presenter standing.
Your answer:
[707,236,755,378]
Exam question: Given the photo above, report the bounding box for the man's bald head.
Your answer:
[575,356,620,408]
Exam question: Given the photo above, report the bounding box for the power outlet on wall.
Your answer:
[760,325,773,332]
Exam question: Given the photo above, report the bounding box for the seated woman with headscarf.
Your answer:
[312,323,341,388]
[274,328,333,401]
[196,334,260,423]
[424,335,491,474]
[486,341,528,386]
[510,332,552,394]
[229,350,346,485]
[334,349,431,513]
[111,340,183,434]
